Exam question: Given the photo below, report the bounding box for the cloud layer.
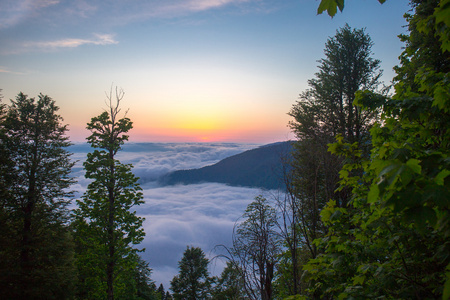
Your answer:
[70,142,267,287]
[139,182,263,287]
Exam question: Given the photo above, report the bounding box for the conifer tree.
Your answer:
[282,26,383,296]
[0,93,75,299]
[171,246,212,300]
[74,87,145,300]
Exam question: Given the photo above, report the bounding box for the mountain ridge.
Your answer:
[159,141,293,190]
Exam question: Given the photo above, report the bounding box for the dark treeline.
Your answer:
[1,0,449,299]
[0,88,160,299]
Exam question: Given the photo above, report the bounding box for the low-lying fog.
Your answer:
[70,142,278,288]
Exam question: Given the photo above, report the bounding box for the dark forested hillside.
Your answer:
[159,141,292,190]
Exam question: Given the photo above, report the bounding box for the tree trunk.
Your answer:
[107,148,115,300]
[20,163,36,299]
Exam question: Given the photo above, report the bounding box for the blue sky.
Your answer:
[1,0,410,142]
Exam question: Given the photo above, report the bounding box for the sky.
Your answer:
[0,0,410,143]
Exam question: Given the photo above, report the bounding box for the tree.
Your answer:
[303,0,450,298]
[165,291,173,300]
[213,261,247,300]
[74,86,145,300]
[133,254,158,300]
[231,196,281,300]
[157,284,166,299]
[288,23,383,224]
[170,246,212,300]
[0,88,9,199]
[282,25,383,298]
[0,93,76,299]
[156,284,172,300]
[290,24,382,146]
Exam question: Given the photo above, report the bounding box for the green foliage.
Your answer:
[0,93,76,299]
[156,284,172,300]
[285,24,383,298]
[212,261,246,300]
[132,254,158,300]
[73,87,145,300]
[415,0,450,52]
[170,246,212,300]
[290,24,382,145]
[302,0,450,298]
[233,195,281,300]
[317,0,386,16]
[273,244,312,299]
[317,0,344,17]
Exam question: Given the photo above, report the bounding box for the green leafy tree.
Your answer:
[291,24,382,145]
[0,93,76,299]
[74,87,145,300]
[273,242,311,299]
[303,0,450,299]
[288,22,383,221]
[232,196,281,300]
[284,25,383,298]
[213,261,246,300]
[170,246,213,300]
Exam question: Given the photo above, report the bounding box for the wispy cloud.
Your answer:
[163,0,251,14]
[122,0,254,22]
[1,32,118,55]
[1,0,255,29]
[0,0,60,29]
[0,66,28,75]
[1,0,270,54]
[24,33,118,50]
[64,0,98,19]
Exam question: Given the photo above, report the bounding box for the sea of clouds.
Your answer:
[69,142,276,288]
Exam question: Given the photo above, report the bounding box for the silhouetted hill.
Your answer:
[159,141,293,190]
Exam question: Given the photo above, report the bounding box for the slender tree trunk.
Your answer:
[265,262,273,300]
[20,203,33,298]
[107,147,115,300]
[20,159,37,299]
[291,213,299,295]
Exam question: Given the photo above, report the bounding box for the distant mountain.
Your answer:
[159,141,293,190]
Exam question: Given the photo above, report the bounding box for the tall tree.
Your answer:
[303,0,449,298]
[74,87,145,300]
[0,93,75,299]
[157,284,166,299]
[212,261,246,300]
[170,246,212,300]
[133,254,158,300]
[282,25,383,297]
[288,24,383,231]
[231,196,281,300]
[291,24,382,146]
